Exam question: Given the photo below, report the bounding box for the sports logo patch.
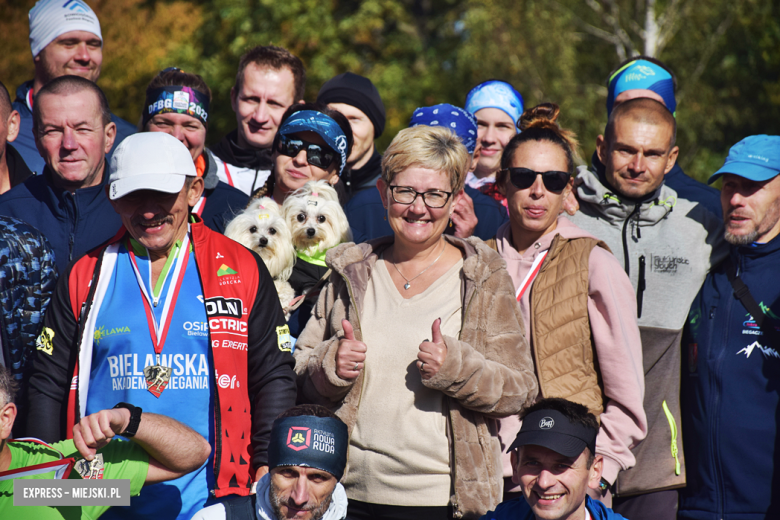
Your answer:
[217,264,238,277]
[36,327,55,356]
[287,427,311,451]
[277,325,292,352]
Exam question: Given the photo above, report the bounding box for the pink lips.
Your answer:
[525,206,546,218]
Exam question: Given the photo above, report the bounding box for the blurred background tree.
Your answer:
[2,0,779,182]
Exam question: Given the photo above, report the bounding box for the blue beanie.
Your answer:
[607,59,676,116]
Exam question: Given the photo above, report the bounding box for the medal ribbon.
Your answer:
[127,232,191,359]
[0,439,74,481]
[516,250,549,302]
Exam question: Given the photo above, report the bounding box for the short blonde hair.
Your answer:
[381,126,469,193]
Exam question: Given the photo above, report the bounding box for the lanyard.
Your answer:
[193,196,206,217]
[516,250,548,302]
[223,162,234,187]
[127,233,191,358]
[0,439,74,481]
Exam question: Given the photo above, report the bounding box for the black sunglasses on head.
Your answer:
[504,167,571,192]
[277,135,337,169]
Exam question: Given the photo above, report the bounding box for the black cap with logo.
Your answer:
[507,409,597,458]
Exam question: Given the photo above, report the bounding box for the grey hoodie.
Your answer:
[568,166,728,496]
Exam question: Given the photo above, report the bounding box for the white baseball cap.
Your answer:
[29,0,103,58]
[108,133,196,200]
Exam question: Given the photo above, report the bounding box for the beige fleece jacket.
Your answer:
[293,235,538,519]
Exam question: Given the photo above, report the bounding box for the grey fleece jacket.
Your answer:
[568,167,728,496]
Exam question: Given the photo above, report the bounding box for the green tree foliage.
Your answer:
[1,0,779,183]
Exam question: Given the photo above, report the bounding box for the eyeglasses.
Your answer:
[389,186,453,208]
[504,167,571,192]
[277,135,337,169]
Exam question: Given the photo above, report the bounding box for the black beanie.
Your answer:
[317,72,386,138]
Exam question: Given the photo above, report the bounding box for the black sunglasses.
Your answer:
[277,135,337,169]
[504,167,571,192]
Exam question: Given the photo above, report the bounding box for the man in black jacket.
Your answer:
[211,46,305,195]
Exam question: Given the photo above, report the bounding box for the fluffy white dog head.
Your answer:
[282,180,352,257]
[224,197,295,281]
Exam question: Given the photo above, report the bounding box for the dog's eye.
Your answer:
[297,213,306,223]
[317,215,326,223]
[269,228,277,235]
[250,226,257,233]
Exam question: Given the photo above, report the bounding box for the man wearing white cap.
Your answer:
[27,132,297,519]
[11,0,135,175]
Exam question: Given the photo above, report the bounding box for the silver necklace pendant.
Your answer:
[404,282,411,290]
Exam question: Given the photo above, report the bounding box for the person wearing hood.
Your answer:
[567,97,727,520]
[492,103,646,507]
[316,72,385,200]
[142,67,248,233]
[193,405,350,520]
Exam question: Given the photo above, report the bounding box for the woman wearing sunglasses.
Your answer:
[250,102,353,204]
[293,125,538,520]
[493,104,646,503]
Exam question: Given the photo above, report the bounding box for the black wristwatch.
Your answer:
[113,402,142,438]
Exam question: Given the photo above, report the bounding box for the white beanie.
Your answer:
[29,0,102,58]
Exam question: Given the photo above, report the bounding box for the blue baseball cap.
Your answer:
[409,104,478,155]
[606,59,676,116]
[708,135,780,184]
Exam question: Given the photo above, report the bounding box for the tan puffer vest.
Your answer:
[530,233,608,417]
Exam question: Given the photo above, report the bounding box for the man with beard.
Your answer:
[193,405,349,520]
[680,135,780,519]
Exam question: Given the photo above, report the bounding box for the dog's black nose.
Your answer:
[306,228,316,237]
[259,237,268,246]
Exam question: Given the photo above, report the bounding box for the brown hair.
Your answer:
[33,75,112,134]
[381,125,470,193]
[498,103,580,186]
[234,45,305,101]
[604,97,676,149]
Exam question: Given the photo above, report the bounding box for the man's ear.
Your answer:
[0,403,18,441]
[103,122,117,154]
[664,146,680,176]
[587,454,604,490]
[595,134,608,166]
[510,449,520,485]
[6,110,20,142]
[230,86,238,113]
[187,176,205,206]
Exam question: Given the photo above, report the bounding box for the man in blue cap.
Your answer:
[464,80,524,204]
[481,398,626,520]
[345,103,508,243]
[595,56,721,217]
[679,134,780,520]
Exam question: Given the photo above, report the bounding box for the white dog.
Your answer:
[282,180,352,259]
[224,197,297,315]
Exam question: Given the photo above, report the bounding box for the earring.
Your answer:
[449,217,453,228]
